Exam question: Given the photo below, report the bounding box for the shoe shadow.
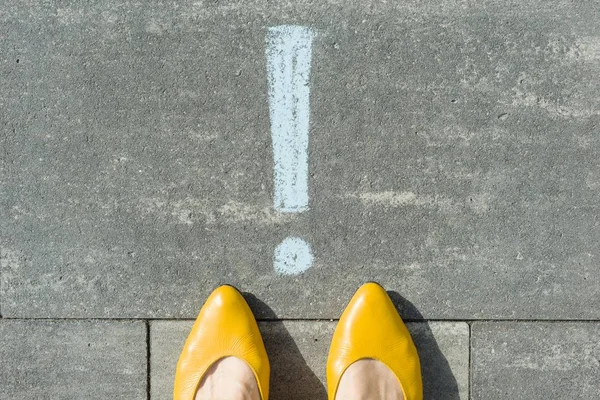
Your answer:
[243,292,328,400]
[387,291,461,400]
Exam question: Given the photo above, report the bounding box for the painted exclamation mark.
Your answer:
[266,25,314,275]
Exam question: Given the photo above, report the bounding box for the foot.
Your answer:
[335,359,404,400]
[195,356,261,400]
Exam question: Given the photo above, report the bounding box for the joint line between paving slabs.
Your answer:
[146,320,151,400]
[468,322,472,400]
[3,317,600,323]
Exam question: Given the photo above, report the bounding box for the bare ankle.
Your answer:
[195,357,260,400]
[335,359,404,400]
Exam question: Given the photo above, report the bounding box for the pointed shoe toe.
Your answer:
[326,282,422,400]
[174,285,270,399]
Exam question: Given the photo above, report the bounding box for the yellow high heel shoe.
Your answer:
[174,285,270,399]
[326,282,422,400]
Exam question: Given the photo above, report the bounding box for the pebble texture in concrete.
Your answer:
[2,0,600,320]
[0,320,147,399]
[150,320,469,400]
[471,322,600,399]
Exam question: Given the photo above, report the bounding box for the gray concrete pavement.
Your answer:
[0,320,146,399]
[472,322,600,399]
[151,320,469,400]
[1,0,600,398]
[2,0,600,320]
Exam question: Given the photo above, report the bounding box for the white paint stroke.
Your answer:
[273,237,313,275]
[344,191,460,213]
[508,89,600,119]
[347,191,435,207]
[137,197,299,225]
[266,25,314,213]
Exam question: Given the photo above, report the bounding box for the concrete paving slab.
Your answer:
[2,0,600,319]
[472,322,600,399]
[150,320,469,400]
[0,320,147,399]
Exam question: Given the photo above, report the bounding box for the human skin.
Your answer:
[195,357,404,400]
